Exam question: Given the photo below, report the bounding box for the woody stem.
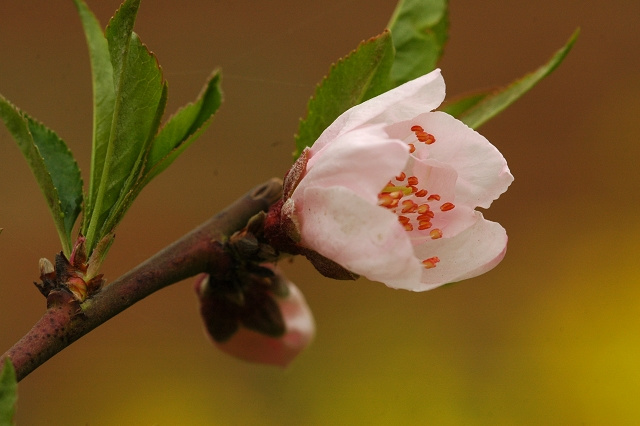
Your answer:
[0,178,283,382]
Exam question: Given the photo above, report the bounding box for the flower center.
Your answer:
[377,124,455,269]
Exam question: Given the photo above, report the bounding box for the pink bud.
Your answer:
[195,267,315,367]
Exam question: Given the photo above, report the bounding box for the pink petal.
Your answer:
[412,211,508,290]
[311,70,446,152]
[300,125,409,205]
[296,185,423,289]
[387,111,513,209]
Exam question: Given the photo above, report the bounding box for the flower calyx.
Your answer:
[263,158,359,281]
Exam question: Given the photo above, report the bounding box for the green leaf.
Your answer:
[387,0,448,87]
[456,29,580,129]
[294,31,395,158]
[439,91,490,118]
[0,359,17,426]
[100,71,222,237]
[142,70,223,186]
[84,0,166,253]
[0,95,82,255]
[72,0,116,232]
[27,118,83,239]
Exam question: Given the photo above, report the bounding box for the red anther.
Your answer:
[417,211,435,221]
[408,143,416,153]
[410,125,424,132]
[398,215,411,224]
[422,257,440,269]
[377,195,394,208]
[378,192,401,208]
[430,229,443,239]
[418,220,432,230]
[417,204,430,213]
[415,189,428,197]
[409,185,418,193]
[402,222,414,232]
[407,176,419,186]
[401,200,418,213]
[440,202,455,211]
[417,132,436,144]
[395,171,406,181]
[427,194,441,201]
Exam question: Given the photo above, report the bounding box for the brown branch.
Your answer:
[1,178,283,382]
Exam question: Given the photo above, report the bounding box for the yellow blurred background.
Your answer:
[1,0,639,424]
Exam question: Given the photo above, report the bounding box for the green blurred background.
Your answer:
[1,0,639,424]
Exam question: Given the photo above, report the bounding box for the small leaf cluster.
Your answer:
[0,0,222,270]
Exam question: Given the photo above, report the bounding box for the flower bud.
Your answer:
[195,266,315,367]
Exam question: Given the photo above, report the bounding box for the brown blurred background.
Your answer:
[1,0,638,424]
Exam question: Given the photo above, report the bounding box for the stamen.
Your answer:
[398,216,411,224]
[407,176,419,186]
[417,204,430,214]
[415,189,428,197]
[401,200,418,213]
[378,193,400,208]
[417,211,434,220]
[422,257,440,269]
[418,220,432,230]
[395,172,406,181]
[380,186,412,196]
[408,143,416,153]
[410,125,436,144]
[429,229,443,239]
[417,132,436,144]
[427,194,441,201]
[440,202,455,211]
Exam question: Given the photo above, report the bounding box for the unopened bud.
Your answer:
[39,258,54,276]
[195,266,315,367]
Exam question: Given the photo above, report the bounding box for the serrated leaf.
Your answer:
[295,31,395,157]
[84,0,165,253]
[457,29,580,129]
[98,81,167,237]
[0,359,17,426]
[143,70,222,185]
[72,0,116,232]
[0,95,82,255]
[27,118,83,239]
[101,71,222,235]
[387,0,448,87]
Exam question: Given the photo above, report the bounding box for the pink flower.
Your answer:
[276,69,513,291]
[194,267,315,367]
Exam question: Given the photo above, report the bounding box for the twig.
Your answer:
[0,178,283,381]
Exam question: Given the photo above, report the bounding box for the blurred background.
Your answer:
[1,0,638,424]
